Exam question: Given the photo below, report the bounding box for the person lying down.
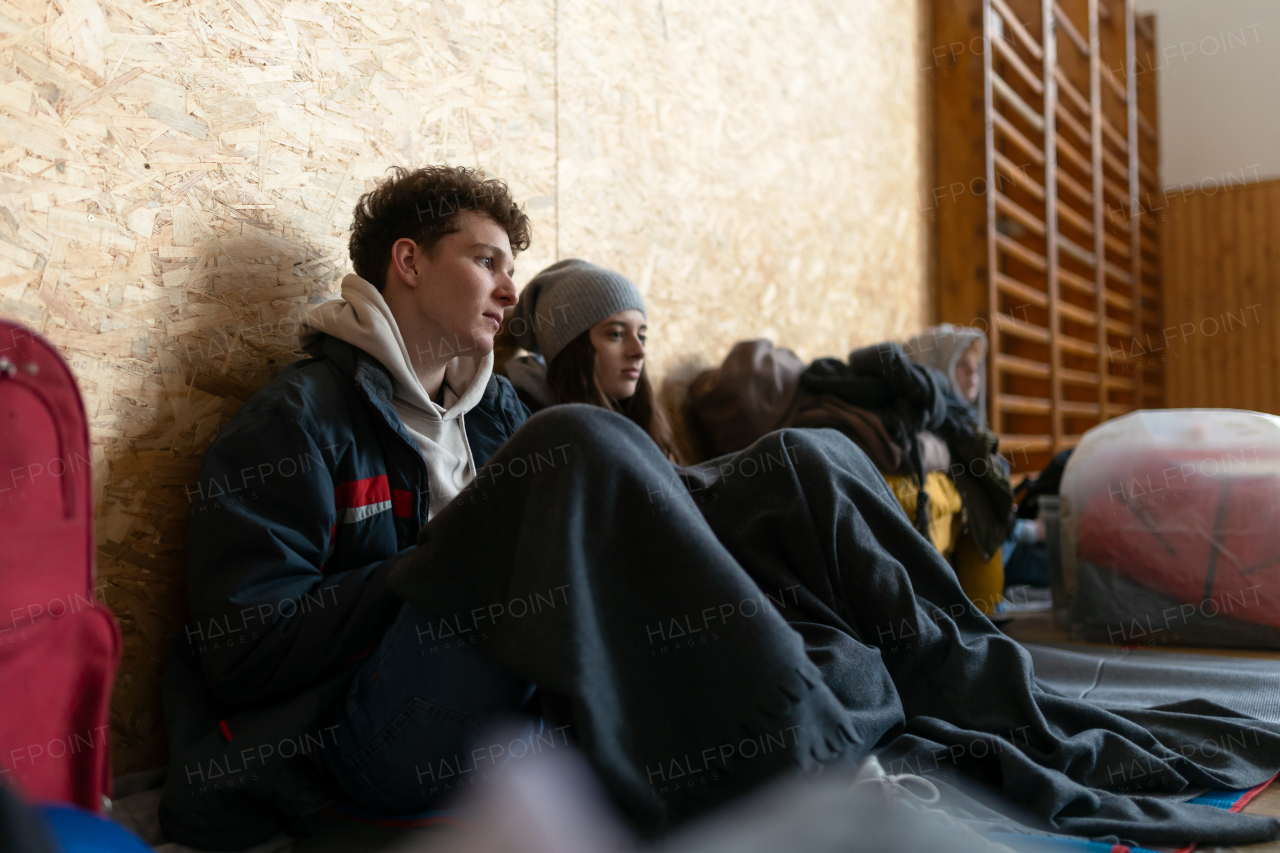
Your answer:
[162,166,1280,852]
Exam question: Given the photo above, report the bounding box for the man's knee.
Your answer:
[506,405,654,470]
[774,427,867,463]
[523,404,633,444]
[770,427,885,483]
[525,403,618,431]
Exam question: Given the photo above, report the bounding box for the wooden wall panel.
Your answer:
[1133,12,1163,410]
[556,0,927,376]
[1163,178,1280,415]
[0,0,555,775]
[0,0,929,775]
[933,0,990,335]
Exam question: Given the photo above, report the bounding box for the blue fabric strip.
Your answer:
[1186,788,1251,809]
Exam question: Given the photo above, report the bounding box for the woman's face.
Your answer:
[954,342,983,403]
[589,309,647,400]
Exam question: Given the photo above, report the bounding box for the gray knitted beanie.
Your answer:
[509,259,646,365]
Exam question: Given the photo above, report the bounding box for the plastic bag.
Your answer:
[1059,409,1280,648]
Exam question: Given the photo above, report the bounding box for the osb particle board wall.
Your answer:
[558,0,927,378]
[0,0,925,775]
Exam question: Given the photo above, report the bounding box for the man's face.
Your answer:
[391,210,517,369]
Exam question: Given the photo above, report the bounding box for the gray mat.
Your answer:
[1026,643,1280,722]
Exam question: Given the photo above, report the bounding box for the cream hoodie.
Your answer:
[300,274,493,519]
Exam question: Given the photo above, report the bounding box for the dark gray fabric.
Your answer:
[1027,642,1280,721]
[387,405,1280,846]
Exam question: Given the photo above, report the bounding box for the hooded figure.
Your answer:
[901,324,988,425]
[899,324,1011,607]
[300,274,493,518]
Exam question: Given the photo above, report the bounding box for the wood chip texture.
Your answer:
[0,0,923,775]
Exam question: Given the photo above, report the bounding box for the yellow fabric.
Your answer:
[883,470,1003,615]
[883,471,963,556]
[952,535,1005,615]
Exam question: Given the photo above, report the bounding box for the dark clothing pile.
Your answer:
[1003,449,1074,588]
[1014,448,1073,519]
[689,339,876,462]
[932,384,1015,561]
[801,345,949,544]
[801,345,949,443]
[689,340,1012,559]
[390,406,1280,847]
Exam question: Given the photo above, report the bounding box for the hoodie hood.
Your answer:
[301,274,493,417]
[301,274,494,516]
[901,324,988,425]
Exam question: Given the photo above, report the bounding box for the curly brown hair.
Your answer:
[348,165,532,288]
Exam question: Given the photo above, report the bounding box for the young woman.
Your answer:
[500,259,680,461]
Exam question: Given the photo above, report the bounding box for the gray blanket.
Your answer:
[388,405,1280,846]
[1029,642,1280,720]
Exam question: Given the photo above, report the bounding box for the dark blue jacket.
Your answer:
[159,336,528,849]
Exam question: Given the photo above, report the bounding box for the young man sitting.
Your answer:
[164,166,1280,852]
[160,166,535,849]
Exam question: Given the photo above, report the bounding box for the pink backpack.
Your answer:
[0,320,120,810]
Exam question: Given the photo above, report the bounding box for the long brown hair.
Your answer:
[547,331,680,462]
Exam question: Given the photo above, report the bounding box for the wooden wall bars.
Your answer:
[934,0,1162,474]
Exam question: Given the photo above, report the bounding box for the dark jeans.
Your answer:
[1003,541,1050,588]
[320,602,530,813]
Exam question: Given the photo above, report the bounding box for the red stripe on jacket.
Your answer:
[332,475,413,520]
[334,475,391,509]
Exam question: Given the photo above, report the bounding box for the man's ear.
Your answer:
[388,238,422,290]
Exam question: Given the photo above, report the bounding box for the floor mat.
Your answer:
[989,775,1276,853]
[1015,642,1280,852]
[1024,643,1280,722]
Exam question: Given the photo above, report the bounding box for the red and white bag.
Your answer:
[1061,409,1280,647]
[0,320,120,810]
